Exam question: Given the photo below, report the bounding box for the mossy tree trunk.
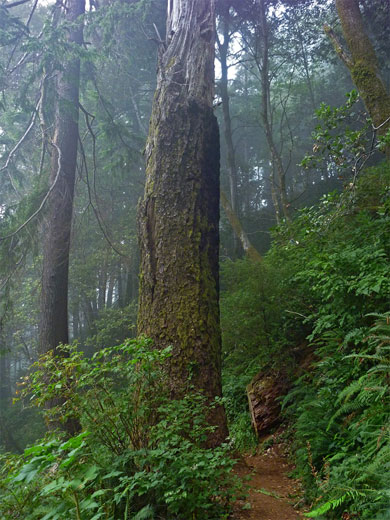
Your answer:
[329,0,390,136]
[137,0,228,445]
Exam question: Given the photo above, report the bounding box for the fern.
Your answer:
[131,505,155,520]
[304,492,350,517]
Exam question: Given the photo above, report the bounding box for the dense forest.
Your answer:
[0,0,389,518]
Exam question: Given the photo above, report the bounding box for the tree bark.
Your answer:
[137,0,228,445]
[331,0,390,135]
[38,0,84,436]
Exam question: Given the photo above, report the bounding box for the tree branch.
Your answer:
[221,190,262,262]
[0,141,62,242]
[4,0,31,8]
[78,104,129,258]
[323,24,353,68]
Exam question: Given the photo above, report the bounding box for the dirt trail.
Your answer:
[233,442,306,520]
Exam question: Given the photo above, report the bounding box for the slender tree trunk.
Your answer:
[106,275,115,308]
[0,345,10,403]
[218,4,240,257]
[326,0,390,136]
[117,262,125,308]
[39,0,84,355]
[39,0,84,436]
[258,0,290,222]
[296,26,316,111]
[72,300,80,340]
[98,267,107,312]
[137,0,228,446]
[0,320,21,453]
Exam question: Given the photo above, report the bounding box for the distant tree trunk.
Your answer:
[71,300,80,340]
[137,0,228,446]
[0,333,10,403]
[258,0,290,223]
[98,267,107,312]
[0,320,21,453]
[217,3,240,257]
[326,0,390,136]
[39,0,84,436]
[106,275,115,308]
[117,262,126,308]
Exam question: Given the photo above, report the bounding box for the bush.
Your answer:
[0,339,240,519]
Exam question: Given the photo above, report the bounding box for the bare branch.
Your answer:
[78,104,129,258]
[0,251,26,291]
[372,114,390,131]
[0,96,40,178]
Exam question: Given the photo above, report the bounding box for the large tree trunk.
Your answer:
[137,0,228,445]
[39,0,84,436]
[327,0,390,136]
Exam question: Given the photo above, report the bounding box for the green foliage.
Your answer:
[221,259,293,367]
[294,314,390,519]
[270,163,390,341]
[301,90,370,175]
[0,339,240,519]
[220,161,390,515]
[274,164,390,518]
[85,303,137,350]
[220,259,297,451]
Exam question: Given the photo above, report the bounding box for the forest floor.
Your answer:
[232,436,307,520]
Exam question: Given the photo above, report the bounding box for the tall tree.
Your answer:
[217,1,241,256]
[137,0,228,445]
[37,0,85,436]
[39,0,85,360]
[257,0,290,223]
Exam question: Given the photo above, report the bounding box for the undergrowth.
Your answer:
[220,162,390,517]
[0,339,240,519]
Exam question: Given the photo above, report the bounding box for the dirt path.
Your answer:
[232,442,306,520]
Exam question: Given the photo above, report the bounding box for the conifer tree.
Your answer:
[137,0,228,445]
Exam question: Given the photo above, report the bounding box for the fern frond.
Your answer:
[131,505,155,520]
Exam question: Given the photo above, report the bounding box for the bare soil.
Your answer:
[232,440,306,520]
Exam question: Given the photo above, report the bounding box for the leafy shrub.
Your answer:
[0,339,240,519]
[85,303,138,350]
